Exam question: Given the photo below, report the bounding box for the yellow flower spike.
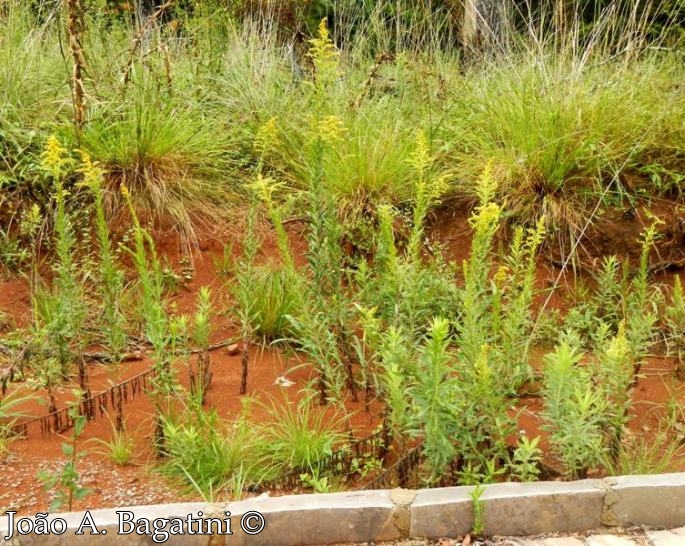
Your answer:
[120,183,130,198]
[247,173,283,206]
[76,150,104,190]
[476,160,498,206]
[315,115,346,145]
[469,201,502,232]
[494,265,510,288]
[254,116,280,155]
[306,18,340,95]
[408,130,432,173]
[41,136,70,178]
[317,18,330,43]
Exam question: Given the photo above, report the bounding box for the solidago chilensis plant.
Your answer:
[38,137,85,380]
[541,341,606,478]
[78,152,126,362]
[288,113,355,405]
[458,164,502,367]
[306,18,340,106]
[120,183,175,453]
[624,218,662,371]
[249,117,297,277]
[406,130,449,263]
[499,216,546,389]
[408,317,460,484]
[592,322,633,462]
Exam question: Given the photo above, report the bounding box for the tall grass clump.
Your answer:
[81,84,236,247]
[443,8,684,242]
[161,407,269,500]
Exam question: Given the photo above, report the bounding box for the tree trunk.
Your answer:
[461,0,513,57]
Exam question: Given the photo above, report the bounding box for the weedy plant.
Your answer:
[37,393,92,512]
[406,317,461,483]
[161,405,270,500]
[540,341,607,478]
[88,413,136,466]
[623,218,663,373]
[120,183,177,454]
[591,322,635,463]
[665,276,685,379]
[78,151,127,362]
[508,435,543,482]
[255,390,349,479]
[189,287,213,405]
[230,202,259,396]
[35,137,87,381]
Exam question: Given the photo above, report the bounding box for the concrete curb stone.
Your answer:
[601,473,685,529]
[2,474,685,544]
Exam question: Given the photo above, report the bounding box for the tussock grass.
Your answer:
[2,0,682,247]
[443,48,684,236]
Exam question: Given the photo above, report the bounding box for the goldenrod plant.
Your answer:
[120,183,177,453]
[36,137,86,381]
[541,341,607,478]
[457,165,502,368]
[665,276,685,379]
[624,219,663,372]
[78,151,127,362]
[190,287,213,406]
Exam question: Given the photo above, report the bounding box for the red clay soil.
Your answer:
[2,202,685,515]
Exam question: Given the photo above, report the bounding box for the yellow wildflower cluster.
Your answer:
[408,130,431,173]
[493,265,510,289]
[248,173,282,206]
[469,201,501,233]
[307,18,340,93]
[41,136,72,179]
[76,150,104,191]
[410,131,449,205]
[254,116,280,157]
[313,115,346,145]
[476,160,498,206]
[527,214,547,251]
